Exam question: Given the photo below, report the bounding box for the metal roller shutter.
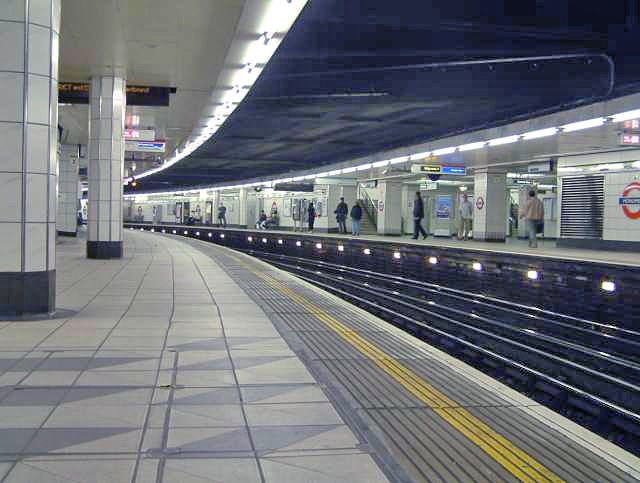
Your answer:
[560,175,604,239]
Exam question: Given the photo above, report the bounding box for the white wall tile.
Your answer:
[48,174,56,221]
[0,122,23,172]
[0,222,21,271]
[100,77,114,98]
[28,0,51,27]
[47,222,55,270]
[27,74,49,124]
[25,172,47,222]
[26,123,48,173]
[0,172,21,222]
[51,31,59,80]
[0,1,25,21]
[24,222,46,271]
[0,72,23,122]
[0,21,24,72]
[27,24,50,76]
[98,219,110,241]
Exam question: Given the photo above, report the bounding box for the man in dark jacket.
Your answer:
[413,191,428,240]
[334,197,348,233]
[307,202,316,232]
[350,202,363,236]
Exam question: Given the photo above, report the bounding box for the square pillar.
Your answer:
[377,181,403,235]
[0,0,61,316]
[473,169,507,241]
[87,75,126,259]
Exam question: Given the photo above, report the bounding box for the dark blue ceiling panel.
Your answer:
[131,0,640,192]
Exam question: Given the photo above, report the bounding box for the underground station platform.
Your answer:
[1,226,638,482]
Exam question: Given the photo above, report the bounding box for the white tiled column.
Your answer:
[87,75,125,258]
[56,147,79,236]
[377,180,403,235]
[473,169,507,241]
[0,0,60,316]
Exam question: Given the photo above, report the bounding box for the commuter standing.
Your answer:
[458,193,473,240]
[307,202,316,232]
[334,197,348,234]
[521,190,544,248]
[350,201,363,236]
[217,204,227,227]
[412,191,428,240]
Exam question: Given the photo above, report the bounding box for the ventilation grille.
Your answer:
[560,175,604,239]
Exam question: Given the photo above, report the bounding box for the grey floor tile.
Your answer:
[25,427,143,454]
[167,426,253,453]
[75,370,158,386]
[159,457,261,483]
[241,385,329,404]
[251,424,360,452]
[44,404,149,428]
[1,388,68,406]
[260,453,389,483]
[176,370,236,387]
[20,371,81,386]
[4,456,137,483]
[61,387,152,406]
[167,405,245,428]
[161,387,240,405]
[0,429,37,453]
[244,403,344,427]
[0,406,53,428]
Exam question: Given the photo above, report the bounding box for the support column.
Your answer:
[377,181,403,235]
[87,75,125,259]
[57,146,79,236]
[0,0,60,316]
[238,188,248,227]
[473,169,507,242]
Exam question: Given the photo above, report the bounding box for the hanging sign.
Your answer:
[476,196,485,210]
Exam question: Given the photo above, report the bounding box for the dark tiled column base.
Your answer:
[87,240,123,259]
[57,230,77,237]
[0,270,55,317]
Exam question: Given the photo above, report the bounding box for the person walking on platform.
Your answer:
[350,201,363,236]
[413,191,428,240]
[334,197,348,234]
[307,202,316,232]
[458,193,473,240]
[217,204,227,228]
[521,190,544,248]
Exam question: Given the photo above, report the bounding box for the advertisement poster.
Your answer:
[436,195,453,219]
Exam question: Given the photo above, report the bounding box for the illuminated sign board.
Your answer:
[124,129,155,141]
[621,134,640,145]
[125,141,165,153]
[411,165,466,175]
[273,183,314,192]
[59,83,175,106]
[623,119,640,130]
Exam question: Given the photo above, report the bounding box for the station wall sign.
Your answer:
[411,164,466,175]
[125,141,166,153]
[620,181,640,219]
[59,83,176,106]
[273,183,315,192]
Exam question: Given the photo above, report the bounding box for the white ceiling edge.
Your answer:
[128,0,309,183]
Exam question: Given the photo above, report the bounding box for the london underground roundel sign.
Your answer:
[620,181,640,220]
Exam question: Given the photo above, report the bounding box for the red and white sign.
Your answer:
[475,196,485,210]
[620,181,640,220]
[124,128,155,141]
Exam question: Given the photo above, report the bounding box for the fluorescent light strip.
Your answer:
[432,147,456,156]
[408,151,431,161]
[458,142,485,152]
[610,109,640,123]
[488,135,519,146]
[561,117,605,132]
[521,127,558,140]
[372,160,389,168]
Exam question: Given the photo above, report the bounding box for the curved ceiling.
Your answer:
[132,0,640,192]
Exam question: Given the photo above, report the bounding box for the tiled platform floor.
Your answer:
[0,234,388,483]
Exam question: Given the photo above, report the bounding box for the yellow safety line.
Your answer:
[229,254,564,483]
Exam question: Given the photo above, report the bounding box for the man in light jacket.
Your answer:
[458,193,473,240]
[521,190,544,248]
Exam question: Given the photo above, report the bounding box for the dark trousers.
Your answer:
[218,216,226,227]
[309,219,315,231]
[338,219,347,233]
[413,218,427,238]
